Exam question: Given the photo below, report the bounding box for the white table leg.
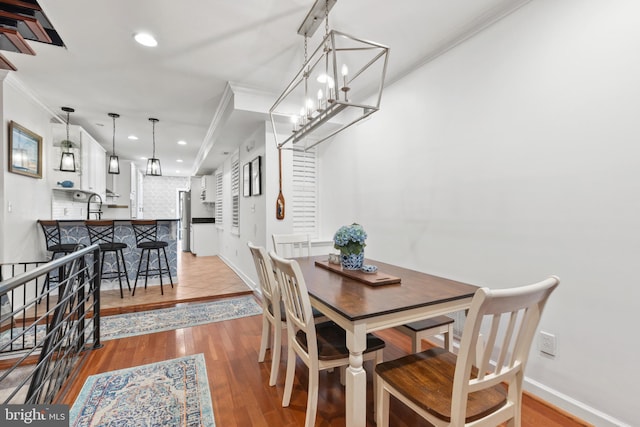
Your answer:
[345,324,367,427]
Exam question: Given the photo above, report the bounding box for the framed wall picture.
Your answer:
[8,121,42,179]
[251,156,261,196]
[243,162,251,197]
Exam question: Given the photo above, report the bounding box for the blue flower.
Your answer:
[333,223,367,255]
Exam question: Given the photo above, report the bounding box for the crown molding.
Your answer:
[4,73,63,123]
[386,0,533,88]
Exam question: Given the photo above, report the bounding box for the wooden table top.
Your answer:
[295,256,479,321]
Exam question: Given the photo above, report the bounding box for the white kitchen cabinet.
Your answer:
[130,162,138,218]
[200,175,215,202]
[190,223,218,256]
[81,130,106,199]
[51,124,105,199]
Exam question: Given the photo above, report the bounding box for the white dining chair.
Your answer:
[247,242,285,386]
[270,251,386,427]
[375,275,560,427]
[248,242,328,387]
[272,233,311,258]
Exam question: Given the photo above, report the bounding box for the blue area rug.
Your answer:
[0,296,262,347]
[69,354,214,426]
[101,295,262,340]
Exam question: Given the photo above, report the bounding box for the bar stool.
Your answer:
[131,220,173,296]
[38,220,79,297]
[85,220,130,298]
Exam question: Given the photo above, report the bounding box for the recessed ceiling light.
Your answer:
[128,135,139,140]
[134,32,158,47]
[177,140,187,145]
[140,156,147,160]
[177,159,183,163]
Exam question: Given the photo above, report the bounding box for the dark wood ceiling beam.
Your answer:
[0,51,17,70]
[0,0,41,12]
[0,9,51,42]
[0,27,35,54]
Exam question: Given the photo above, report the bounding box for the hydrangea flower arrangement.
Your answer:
[333,223,367,255]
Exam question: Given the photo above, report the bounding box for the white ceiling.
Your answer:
[3,0,529,176]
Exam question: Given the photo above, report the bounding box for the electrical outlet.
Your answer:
[539,331,557,356]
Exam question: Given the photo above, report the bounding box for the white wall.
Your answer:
[216,124,269,291]
[317,1,637,425]
[1,74,57,262]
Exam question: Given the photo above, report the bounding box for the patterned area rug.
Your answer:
[101,295,262,340]
[0,296,262,347]
[69,354,214,426]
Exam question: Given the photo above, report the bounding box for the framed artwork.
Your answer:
[243,162,251,197]
[251,156,261,196]
[8,121,42,179]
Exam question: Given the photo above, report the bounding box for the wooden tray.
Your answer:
[315,260,401,286]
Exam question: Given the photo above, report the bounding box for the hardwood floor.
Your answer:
[56,251,591,426]
[99,251,252,315]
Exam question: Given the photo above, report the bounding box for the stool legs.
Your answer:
[132,247,173,296]
[100,249,130,298]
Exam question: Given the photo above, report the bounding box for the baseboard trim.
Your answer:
[524,377,629,427]
[218,254,259,294]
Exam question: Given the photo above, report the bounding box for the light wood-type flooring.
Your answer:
[56,251,591,427]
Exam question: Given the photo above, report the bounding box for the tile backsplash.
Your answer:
[52,191,86,219]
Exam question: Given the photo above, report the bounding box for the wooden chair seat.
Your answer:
[296,321,386,361]
[269,300,326,323]
[375,347,507,423]
[396,315,455,353]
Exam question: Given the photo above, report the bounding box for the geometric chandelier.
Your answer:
[269,0,389,151]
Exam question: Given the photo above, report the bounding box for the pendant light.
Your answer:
[59,107,76,172]
[108,113,120,174]
[146,117,162,176]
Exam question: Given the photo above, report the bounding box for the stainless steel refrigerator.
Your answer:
[179,190,191,252]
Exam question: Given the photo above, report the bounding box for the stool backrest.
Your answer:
[38,220,62,250]
[131,220,158,245]
[85,220,116,245]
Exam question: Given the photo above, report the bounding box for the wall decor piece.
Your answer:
[243,162,251,197]
[251,155,262,196]
[8,121,42,178]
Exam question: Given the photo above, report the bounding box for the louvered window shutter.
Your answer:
[292,149,317,237]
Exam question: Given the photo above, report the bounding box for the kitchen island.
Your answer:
[40,219,179,285]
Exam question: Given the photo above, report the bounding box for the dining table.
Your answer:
[295,255,480,427]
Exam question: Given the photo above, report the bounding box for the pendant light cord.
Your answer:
[65,111,70,152]
[112,115,116,155]
[152,119,156,157]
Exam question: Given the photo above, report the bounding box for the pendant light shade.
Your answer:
[59,107,76,172]
[108,113,120,174]
[146,117,162,176]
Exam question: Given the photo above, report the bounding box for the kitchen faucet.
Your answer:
[87,193,103,219]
